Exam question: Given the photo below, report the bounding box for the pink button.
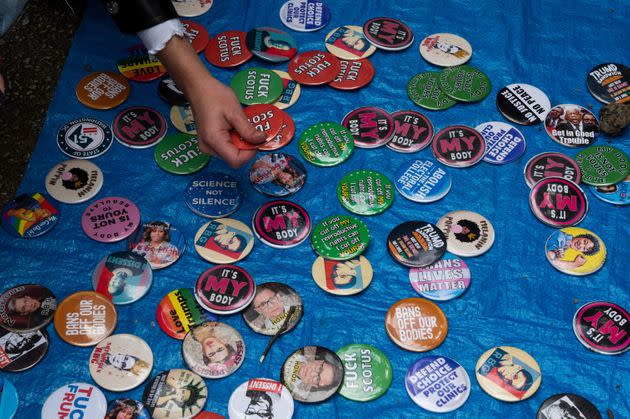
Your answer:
[81,196,140,243]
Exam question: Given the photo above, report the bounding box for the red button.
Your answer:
[329,58,375,90]
[182,20,210,53]
[205,30,253,68]
[231,104,284,149]
[260,109,295,151]
[288,50,341,86]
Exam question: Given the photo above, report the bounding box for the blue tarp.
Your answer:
[1,0,629,417]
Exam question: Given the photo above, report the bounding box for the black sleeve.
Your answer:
[101,0,179,33]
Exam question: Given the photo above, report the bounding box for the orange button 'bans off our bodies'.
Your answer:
[385,297,448,352]
[54,291,117,347]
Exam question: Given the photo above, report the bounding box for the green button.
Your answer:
[230,67,284,105]
[438,65,491,102]
[576,145,630,186]
[407,72,457,111]
[337,170,394,215]
[336,344,393,402]
[311,215,370,260]
[154,133,210,175]
[298,122,354,167]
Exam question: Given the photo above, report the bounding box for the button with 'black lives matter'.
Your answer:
[89,334,153,391]
[407,72,457,111]
[92,251,153,304]
[249,153,307,197]
[246,27,297,63]
[195,265,256,314]
[409,255,471,301]
[42,383,107,419]
[342,107,394,148]
[524,152,582,188]
[432,125,486,168]
[496,83,550,125]
[1,193,59,238]
[288,50,341,85]
[298,122,354,166]
[476,121,526,164]
[337,344,392,401]
[545,227,606,276]
[574,301,629,355]
[586,63,630,104]
[194,218,254,264]
[387,221,446,267]
[363,17,413,50]
[128,221,186,270]
[385,298,448,352]
[154,134,210,175]
[281,346,344,403]
[229,378,294,419]
[311,256,373,296]
[538,393,602,419]
[143,369,207,418]
[156,288,217,340]
[75,71,130,110]
[113,106,167,148]
[205,30,252,68]
[395,159,451,203]
[45,159,103,204]
[279,0,331,32]
[529,178,588,227]
[325,25,376,60]
[575,145,630,186]
[242,282,303,335]
[437,210,495,257]
[0,284,56,333]
[185,172,242,218]
[117,44,165,82]
[329,59,375,90]
[231,68,284,106]
[54,291,117,347]
[182,321,245,379]
[387,110,434,153]
[406,356,470,412]
[252,200,311,248]
[81,196,140,243]
[57,117,113,159]
[438,65,491,102]
[545,104,599,147]
[419,33,471,67]
[337,169,394,215]
[0,328,49,372]
[311,215,370,260]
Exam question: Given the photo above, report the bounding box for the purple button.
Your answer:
[81,196,141,243]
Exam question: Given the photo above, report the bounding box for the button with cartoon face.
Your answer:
[1,193,60,238]
[128,221,186,270]
[91,251,153,304]
[0,284,56,332]
[545,227,606,276]
[385,298,448,352]
[194,219,254,264]
[406,356,471,412]
[419,33,471,67]
[544,104,599,148]
[280,346,344,403]
[182,322,245,379]
[45,159,103,204]
[228,378,294,419]
[89,334,153,391]
[311,256,373,296]
[242,282,303,335]
[537,393,602,419]
[436,210,495,257]
[142,369,208,418]
[573,301,629,355]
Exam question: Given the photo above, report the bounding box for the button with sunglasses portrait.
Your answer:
[280,346,344,403]
[182,322,246,379]
[0,327,49,372]
[228,378,294,419]
[194,219,254,264]
[242,283,303,335]
[0,284,56,333]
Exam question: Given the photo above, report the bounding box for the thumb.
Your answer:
[229,109,267,144]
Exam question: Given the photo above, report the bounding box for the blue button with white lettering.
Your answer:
[395,159,452,203]
[476,121,527,164]
[279,0,331,32]
[184,172,242,218]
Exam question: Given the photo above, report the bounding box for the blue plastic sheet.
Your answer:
[1,0,629,417]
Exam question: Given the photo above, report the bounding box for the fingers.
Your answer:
[228,108,267,145]
[206,129,257,168]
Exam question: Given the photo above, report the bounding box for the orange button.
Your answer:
[75,71,130,110]
[385,297,448,352]
[54,291,117,347]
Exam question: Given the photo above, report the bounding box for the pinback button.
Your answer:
[437,210,495,257]
[419,33,472,67]
[311,255,373,296]
[45,159,103,204]
[325,25,376,60]
[537,394,602,419]
[272,70,301,109]
[242,282,303,335]
[81,196,141,243]
[438,65,491,102]
[337,169,394,215]
[476,121,526,164]
[106,400,151,419]
[337,344,392,402]
[590,178,630,205]
[586,63,630,104]
[182,322,246,378]
[0,377,19,418]
[113,106,167,148]
[42,383,107,418]
[432,125,486,168]
[75,71,130,110]
[57,117,113,159]
[530,177,588,227]
[407,72,457,111]
[576,145,630,186]
[363,17,413,50]
[182,20,210,53]
[158,76,188,106]
[280,346,344,403]
[260,110,296,151]
[89,334,153,391]
[54,291,117,347]
[387,221,446,267]
[195,265,255,314]
[229,379,294,419]
[172,0,213,17]
[545,227,606,276]
[329,58,375,90]
[387,110,434,153]
[117,44,166,82]
[194,218,254,264]
[195,412,224,419]
[156,288,217,340]
[311,215,370,260]
[406,356,470,412]
[288,50,341,85]
[171,104,197,135]
[523,151,582,188]
[385,298,448,352]
[92,251,153,304]
[128,221,186,269]
[142,369,208,418]
[0,284,56,333]
[342,106,394,148]
[0,328,49,372]
[232,104,285,150]
[184,172,242,218]
[246,27,298,62]
[154,134,210,175]
[573,301,629,355]
[1,193,60,238]
[249,153,307,197]
[475,346,542,402]
[298,121,354,166]
[409,254,471,301]
[205,30,252,68]
[231,68,284,105]
[253,200,311,248]
[395,159,451,203]
[496,83,551,125]
[544,104,599,148]
[279,0,331,32]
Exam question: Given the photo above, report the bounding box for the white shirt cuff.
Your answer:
[137,19,185,56]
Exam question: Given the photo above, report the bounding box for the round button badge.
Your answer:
[438,65,491,102]
[363,17,413,50]
[432,125,486,168]
[342,107,394,148]
[57,117,113,159]
[337,169,394,215]
[395,159,452,203]
[0,378,19,418]
[171,104,197,135]
[0,284,56,333]
[42,383,107,418]
[476,121,526,164]
[246,27,297,62]
[75,71,130,110]
[407,72,457,111]
[385,298,448,352]
[590,177,630,205]
[325,25,376,60]
[272,70,301,109]
[524,152,582,188]
[388,221,447,267]
[288,50,341,85]
[229,378,294,419]
[249,153,307,197]
[586,62,630,104]
[337,344,393,402]
[81,196,141,243]
[529,177,588,227]
[205,30,252,68]
[0,328,49,372]
[194,218,254,264]
[106,399,151,419]
[419,33,472,67]
[252,200,311,248]
[281,346,344,403]
[172,0,213,17]
[156,288,217,340]
[242,282,303,335]
[311,256,373,296]
[154,134,210,175]
[89,334,153,391]
[195,265,256,315]
[231,68,284,106]
[475,346,542,402]
[386,110,434,153]
[127,221,186,270]
[113,106,167,149]
[54,291,117,347]
[1,193,60,238]
[545,104,599,147]
[142,369,208,418]
[537,393,602,419]
[573,301,629,356]
[437,210,495,257]
[182,321,246,379]
[117,44,165,82]
[311,215,370,260]
[158,76,188,106]
[496,83,551,125]
[232,104,285,150]
[45,159,103,204]
[182,20,210,53]
[260,109,296,151]
[298,122,354,166]
[545,227,606,276]
[575,145,630,186]
[184,172,242,218]
[409,255,471,301]
[279,0,331,32]
[329,58,375,91]
[92,251,153,304]
[406,356,471,413]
